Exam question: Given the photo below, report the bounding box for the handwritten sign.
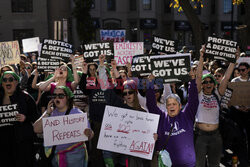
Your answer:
[0,104,19,127]
[150,53,191,83]
[100,30,126,42]
[22,37,40,53]
[74,55,84,68]
[205,36,237,63]
[42,113,88,146]
[114,42,144,66]
[97,106,159,160]
[0,41,20,67]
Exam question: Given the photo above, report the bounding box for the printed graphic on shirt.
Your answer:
[92,91,106,103]
[165,121,186,136]
[200,95,218,109]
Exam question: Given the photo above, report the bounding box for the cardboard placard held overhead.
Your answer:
[0,104,19,127]
[131,54,151,77]
[0,41,21,67]
[151,35,176,54]
[227,82,250,106]
[151,53,191,83]
[97,106,159,160]
[83,42,114,63]
[205,36,237,63]
[22,37,40,53]
[42,113,88,147]
[114,42,144,66]
[100,30,126,42]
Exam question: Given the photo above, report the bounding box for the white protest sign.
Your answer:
[236,57,250,67]
[100,30,126,42]
[22,37,40,53]
[114,42,144,66]
[43,113,88,146]
[0,41,20,67]
[97,105,159,160]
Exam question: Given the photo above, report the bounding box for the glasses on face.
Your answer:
[239,68,247,72]
[214,74,222,78]
[59,67,67,71]
[2,77,16,83]
[52,93,66,99]
[122,90,134,96]
[26,66,31,70]
[202,80,214,84]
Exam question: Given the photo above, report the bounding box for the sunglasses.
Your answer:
[26,66,31,69]
[202,80,214,84]
[239,68,246,72]
[214,75,222,78]
[122,90,135,96]
[2,77,16,83]
[52,93,66,99]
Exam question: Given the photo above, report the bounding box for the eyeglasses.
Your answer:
[214,75,222,78]
[2,77,16,83]
[239,68,247,72]
[26,67,31,70]
[122,90,134,96]
[52,93,66,99]
[202,80,214,84]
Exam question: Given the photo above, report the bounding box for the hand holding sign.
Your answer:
[16,113,26,122]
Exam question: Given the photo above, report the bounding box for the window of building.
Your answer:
[91,0,95,9]
[211,0,215,14]
[12,0,33,13]
[130,0,137,11]
[177,31,185,47]
[107,0,116,11]
[143,0,151,10]
[164,0,171,13]
[224,0,232,14]
[13,29,34,44]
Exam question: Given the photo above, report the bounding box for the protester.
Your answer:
[33,86,93,167]
[0,71,38,167]
[146,69,197,167]
[194,45,240,167]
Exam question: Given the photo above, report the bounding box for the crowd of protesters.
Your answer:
[0,43,249,167]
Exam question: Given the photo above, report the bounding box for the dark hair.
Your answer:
[238,62,249,69]
[87,63,98,77]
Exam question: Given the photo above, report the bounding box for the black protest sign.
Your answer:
[131,54,151,77]
[151,36,176,54]
[83,42,114,63]
[205,36,237,63]
[40,39,73,62]
[220,88,233,109]
[37,57,60,72]
[151,53,191,83]
[0,104,19,127]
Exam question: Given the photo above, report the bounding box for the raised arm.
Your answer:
[218,47,240,96]
[71,55,80,90]
[196,45,205,93]
[38,70,58,92]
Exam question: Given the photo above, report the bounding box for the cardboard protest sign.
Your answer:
[42,113,88,146]
[227,82,250,106]
[151,36,176,54]
[0,104,19,127]
[236,57,250,67]
[100,30,126,42]
[97,106,159,160]
[40,39,73,62]
[114,42,144,66]
[220,88,233,109]
[131,54,151,77]
[22,37,40,53]
[0,41,20,67]
[83,42,114,63]
[74,55,84,68]
[151,53,191,83]
[205,36,237,63]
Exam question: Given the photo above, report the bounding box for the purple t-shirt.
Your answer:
[146,79,199,167]
[49,107,89,152]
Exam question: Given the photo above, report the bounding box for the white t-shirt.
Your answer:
[195,89,221,124]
